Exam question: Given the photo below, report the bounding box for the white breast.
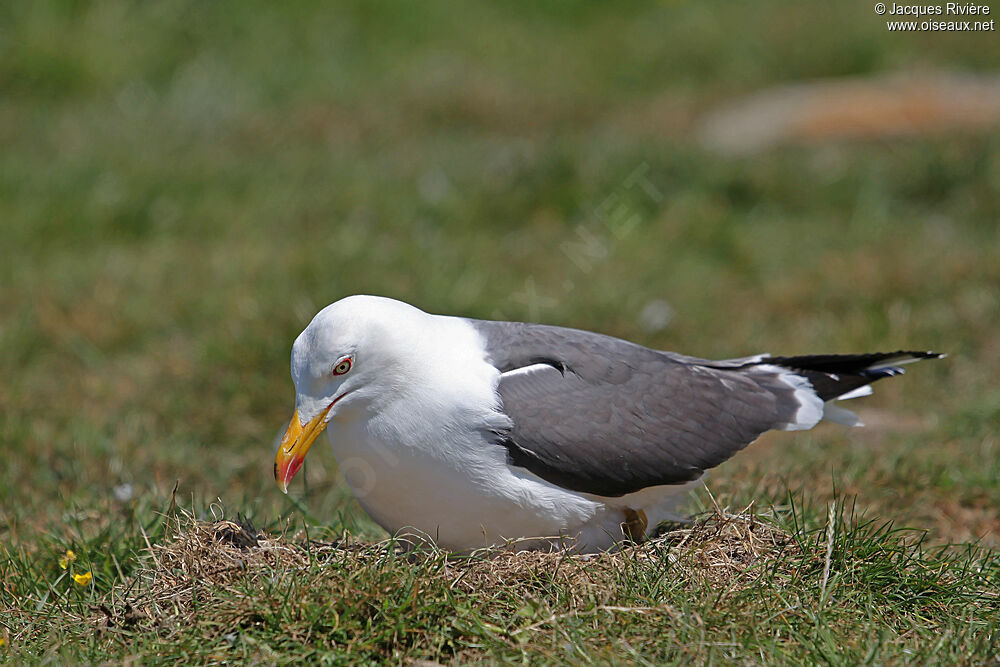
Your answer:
[322,315,603,550]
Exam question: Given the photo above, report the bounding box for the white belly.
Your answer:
[324,420,694,552]
[325,423,593,550]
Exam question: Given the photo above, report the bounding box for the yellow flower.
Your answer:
[0,637,6,647]
[59,550,77,570]
[72,571,92,586]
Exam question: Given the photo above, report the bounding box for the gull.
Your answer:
[274,295,942,552]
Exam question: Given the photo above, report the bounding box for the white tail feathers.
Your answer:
[836,385,873,401]
[823,402,863,427]
[762,366,825,431]
[819,383,874,426]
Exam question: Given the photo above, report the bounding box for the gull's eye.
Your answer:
[332,358,352,376]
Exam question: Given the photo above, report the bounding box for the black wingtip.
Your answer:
[862,366,905,380]
[904,350,946,360]
[765,349,946,402]
[871,351,947,368]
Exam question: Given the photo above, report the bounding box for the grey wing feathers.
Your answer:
[467,319,809,497]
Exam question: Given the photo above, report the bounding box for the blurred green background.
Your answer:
[2,0,998,557]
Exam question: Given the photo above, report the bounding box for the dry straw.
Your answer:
[92,503,800,635]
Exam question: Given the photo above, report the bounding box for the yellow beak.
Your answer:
[274,403,335,493]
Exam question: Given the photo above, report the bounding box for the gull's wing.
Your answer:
[467,319,816,497]
[468,319,940,498]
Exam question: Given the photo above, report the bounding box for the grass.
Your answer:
[2,0,999,662]
[4,498,998,663]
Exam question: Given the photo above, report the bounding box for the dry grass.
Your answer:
[92,504,798,640]
[14,496,993,662]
